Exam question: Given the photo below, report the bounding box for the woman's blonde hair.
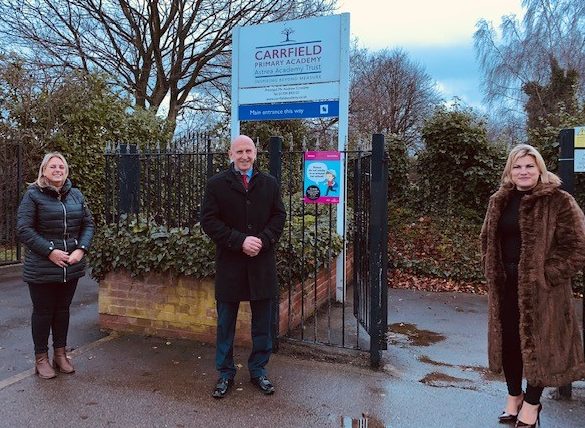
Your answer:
[500,144,561,188]
[34,152,69,189]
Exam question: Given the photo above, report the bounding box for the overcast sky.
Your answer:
[337,0,525,110]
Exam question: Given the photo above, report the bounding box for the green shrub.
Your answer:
[89,215,216,280]
[388,203,484,284]
[388,203,584,296]
[415,105,505,218]
[89,211,343,288]
[277,210,343,286]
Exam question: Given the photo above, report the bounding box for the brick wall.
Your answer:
[99,250,353,345]
[279,263,336,335]
[279,248,354,335]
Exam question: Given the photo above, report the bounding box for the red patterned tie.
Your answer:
[241,174,248,190]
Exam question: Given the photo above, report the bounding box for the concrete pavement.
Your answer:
[0,266,107,379]
[0,266,583,427]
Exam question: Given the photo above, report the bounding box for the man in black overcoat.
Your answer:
[201,135,286,398]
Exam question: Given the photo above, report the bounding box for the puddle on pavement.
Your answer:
[387,323,446,346]
[455,306,478,313]
[367,386,387,395]
[418,355,453,367]
[341,414,387,427]
[418,355,491,381]
[418,355,485,372]
[419,371,477,390]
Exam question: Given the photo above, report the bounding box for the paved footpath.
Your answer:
[0,267,583,427]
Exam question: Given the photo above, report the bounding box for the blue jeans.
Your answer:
[215,299,272,380]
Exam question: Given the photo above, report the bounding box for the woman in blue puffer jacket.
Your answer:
[17,152,94,379]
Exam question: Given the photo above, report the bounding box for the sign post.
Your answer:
[557,127,585,399]
[232,13,350,302]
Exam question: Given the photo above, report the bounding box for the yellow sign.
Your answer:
[575,126,585,148]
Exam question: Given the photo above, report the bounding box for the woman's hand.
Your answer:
[67,249,85,265]
[48,249,70,267]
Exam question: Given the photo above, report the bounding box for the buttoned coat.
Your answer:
[17,179,95,284]
[480,182,585,386]
[201,165,286,302]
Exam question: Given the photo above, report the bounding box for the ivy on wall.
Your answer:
[89,212,343,287]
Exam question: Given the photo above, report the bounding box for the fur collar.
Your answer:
[491,182,559,203]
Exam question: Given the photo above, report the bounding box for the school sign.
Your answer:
[231,14,350,137]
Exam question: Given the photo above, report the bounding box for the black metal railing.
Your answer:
[0,141,23,265]
[104,133,224,227]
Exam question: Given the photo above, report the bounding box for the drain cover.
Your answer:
[341,415,387,427]
[341,415,368,428]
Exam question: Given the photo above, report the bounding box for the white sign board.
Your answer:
[231,13,349,133]
[238,15,344,101]
[239,82,340,105]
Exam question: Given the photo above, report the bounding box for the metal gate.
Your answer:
[274,134,388,367]
[352,135,388,366]
[0,142,23,265]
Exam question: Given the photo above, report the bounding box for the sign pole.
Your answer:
[556,127,582,400]
[231,26,241,140]
[336,13,350,302]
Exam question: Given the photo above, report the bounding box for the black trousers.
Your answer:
[215,299,272,380]
[501,264,543,405]
[28,279,78,354]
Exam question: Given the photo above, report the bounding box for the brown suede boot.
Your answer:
[53,347,75,374]
[35,352,57,379]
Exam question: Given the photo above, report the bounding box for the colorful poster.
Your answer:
[575,126,585,148]
[303,151,340,204]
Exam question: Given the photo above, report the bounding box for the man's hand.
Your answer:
[242,236,263,257]
[48,249,70,267]
[68,249,85,265]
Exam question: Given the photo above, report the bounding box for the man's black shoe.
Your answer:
[212,378,233,399]
[250,375,275,395]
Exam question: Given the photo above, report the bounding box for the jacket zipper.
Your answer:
[60,198,68,283]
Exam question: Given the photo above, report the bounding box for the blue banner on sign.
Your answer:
[239,101,339,121]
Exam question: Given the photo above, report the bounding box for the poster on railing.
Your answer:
[303,151,340,204]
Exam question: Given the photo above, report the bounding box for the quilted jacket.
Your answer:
[17,179,94,284]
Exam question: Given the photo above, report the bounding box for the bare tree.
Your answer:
[349,47,441,148]
[474,0,585,118]
[0,0,336,130]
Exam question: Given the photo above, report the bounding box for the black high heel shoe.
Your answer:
[515,403,542,427]
[498,394,524,424]
[498,410,518,424]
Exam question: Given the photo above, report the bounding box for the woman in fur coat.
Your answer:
[480,144,585,427]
